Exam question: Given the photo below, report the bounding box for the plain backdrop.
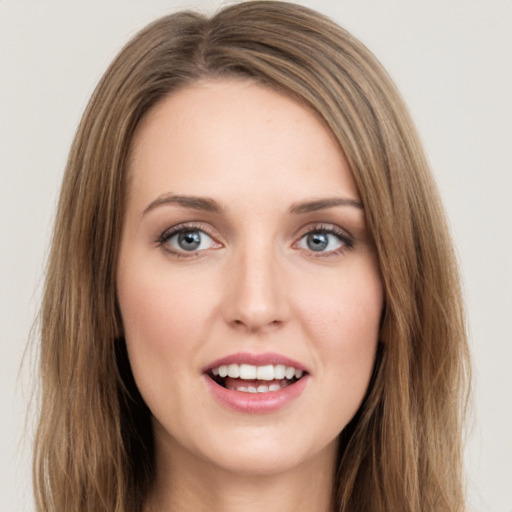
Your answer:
[1,1,510,510]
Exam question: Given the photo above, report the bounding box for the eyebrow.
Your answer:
[142,193,363,217]
[289,197,363,213]
[142,194,222,216]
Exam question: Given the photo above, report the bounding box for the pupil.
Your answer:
[307,233,328,251]
[178,230,201,251]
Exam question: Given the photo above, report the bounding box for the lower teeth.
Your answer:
[226,380,294,393]
[209,373,301,393]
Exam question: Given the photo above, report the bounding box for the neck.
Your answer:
[146,438,338,512]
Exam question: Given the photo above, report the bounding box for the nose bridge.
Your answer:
[224,234,287,331]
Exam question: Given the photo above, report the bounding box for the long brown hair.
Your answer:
[34,2,470,511]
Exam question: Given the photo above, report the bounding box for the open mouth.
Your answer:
[207,363,306,393]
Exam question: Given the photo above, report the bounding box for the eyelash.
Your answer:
[156,222,219,259]
[156,222,354,258]
[296,223,354,258]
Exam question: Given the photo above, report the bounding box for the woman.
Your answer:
[34,1,470,511]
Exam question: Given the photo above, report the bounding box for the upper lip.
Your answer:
[203,352,309,374]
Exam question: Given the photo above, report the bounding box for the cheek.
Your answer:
[300,260,383,346]
[118,256,212,335]
[297,259,383,400]
[116,262,214,387]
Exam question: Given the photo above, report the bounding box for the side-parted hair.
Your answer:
[34,2,470,511]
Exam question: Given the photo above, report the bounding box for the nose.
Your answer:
[222,243,289,333]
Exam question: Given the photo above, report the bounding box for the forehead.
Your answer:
[127,79,359,210]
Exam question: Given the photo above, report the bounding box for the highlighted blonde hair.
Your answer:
[34,2,470,511]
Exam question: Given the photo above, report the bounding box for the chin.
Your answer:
[178,423,340,479]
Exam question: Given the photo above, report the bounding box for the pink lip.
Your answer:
[203,373,309,414]
[203,352,309,373]
[202,352,310,414]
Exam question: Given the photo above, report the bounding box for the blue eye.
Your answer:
[164,228,216,253]
[298,229,348,253]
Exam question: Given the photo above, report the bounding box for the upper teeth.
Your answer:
[211,364,303,381]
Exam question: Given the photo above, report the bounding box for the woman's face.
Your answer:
[117,79,383,477]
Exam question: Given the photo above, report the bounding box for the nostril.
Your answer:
[230,318,284,333]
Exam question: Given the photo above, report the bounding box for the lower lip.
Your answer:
[204,375,309,414]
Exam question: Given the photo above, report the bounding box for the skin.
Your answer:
[117,79,383,512]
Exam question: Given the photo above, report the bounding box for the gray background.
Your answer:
[1,0,510,510]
